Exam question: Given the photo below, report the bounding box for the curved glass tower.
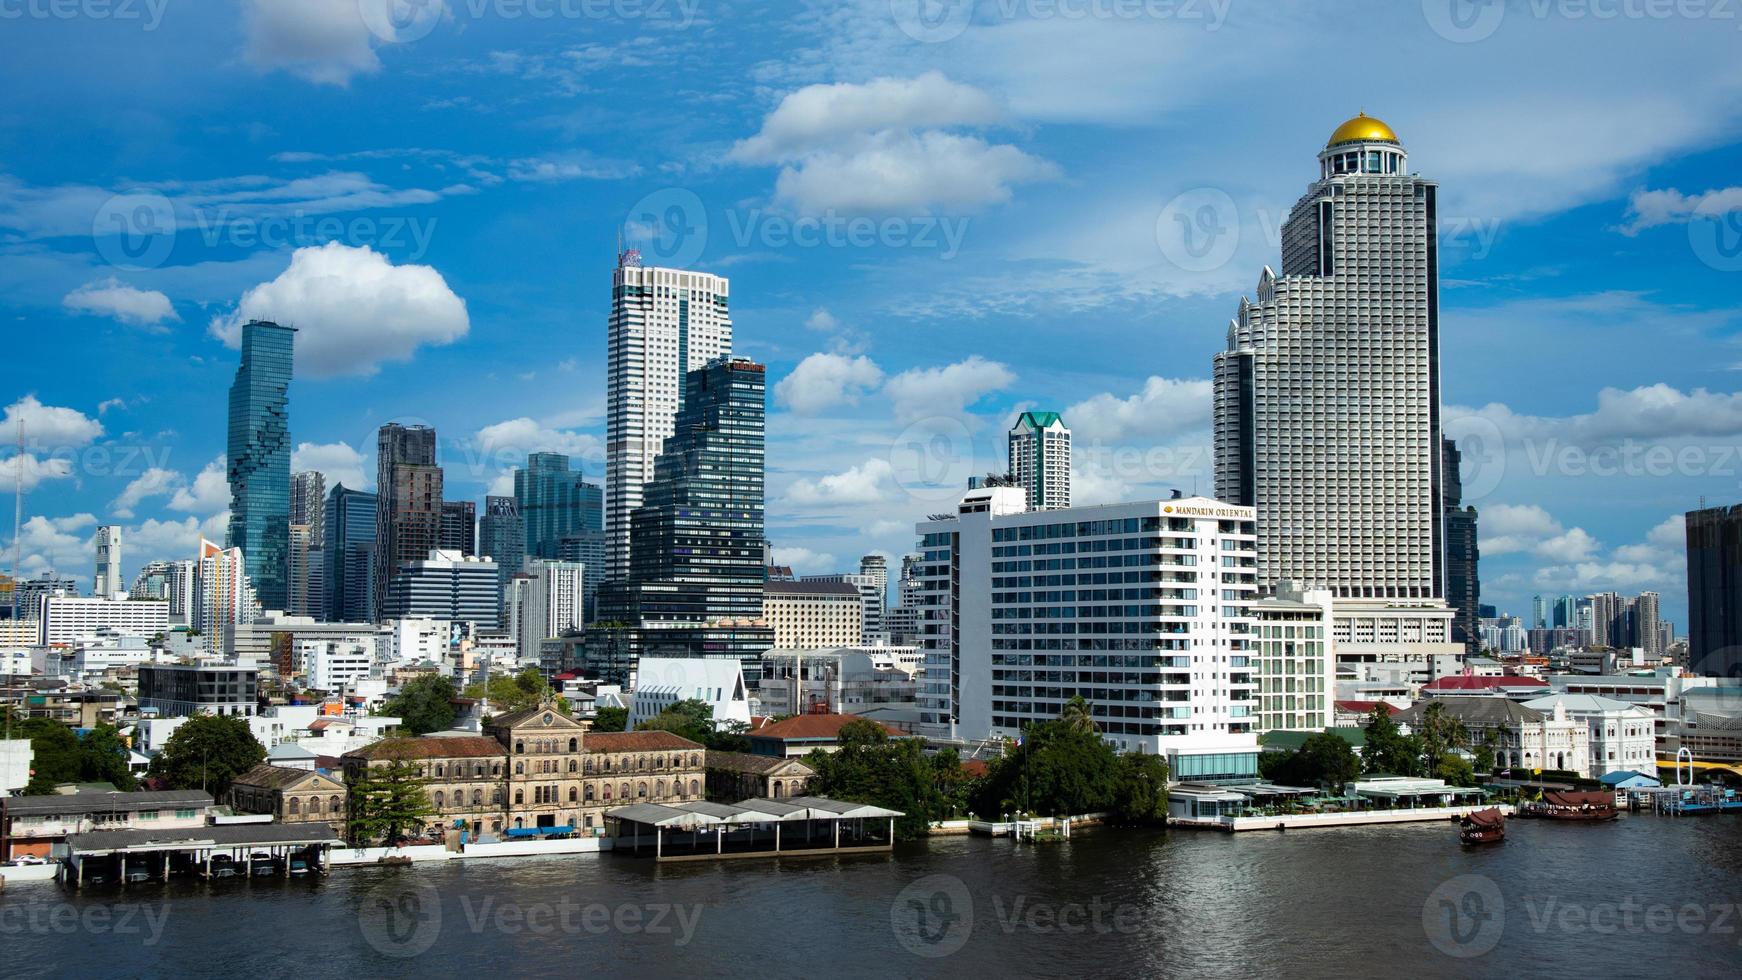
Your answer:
[225,319,295,612]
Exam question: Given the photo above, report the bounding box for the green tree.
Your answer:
[1472,730,1500,775]
[79,723,139,791]
[1435,755,1477,788]
[382,675,457,735]
[1110,752,1171,823]
[148,714,265,798]
[634,699,751,751]
[13,716,81,794]
[346,752,435,847]
[464,667,567,716]
[1361,705,1423,776]
[971,705,1121,819]
[804,720,948,840]
[1418,701,1470,773]
[1059,695,1097,735]
[1265,732,1362,793]
[590,706,628,732]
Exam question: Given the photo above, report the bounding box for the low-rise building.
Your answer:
[0,790,213,860]
[628,657,753,730]
[704,750,815,801]
[137,663,259,718]
[1522,693,1656,777]
[746,713,905,757]
[228,764,347,831]
[1393,697,1593,777]
[763,580,863,649]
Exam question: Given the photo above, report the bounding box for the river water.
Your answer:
[3,815,1738,978]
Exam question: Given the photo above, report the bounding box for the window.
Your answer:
[287,799,300,815]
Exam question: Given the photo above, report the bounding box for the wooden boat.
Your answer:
[1459,807,1506,844]
[1520,790,1617,822]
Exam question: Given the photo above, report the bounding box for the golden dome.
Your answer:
[1327,112,1399,146]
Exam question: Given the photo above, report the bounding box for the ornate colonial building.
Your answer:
[228,764,347,831]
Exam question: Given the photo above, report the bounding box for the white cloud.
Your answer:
[771,546,837,573]
[209,243,469,378]
[775,353,885,416]
[3,514,97,583]
[883,356,1014,424]
[126,516,210,569]
[473,419,602,468]
[0,454,75,494]
[2,395,104,448]
[111,467,182,520]
[804,308,841,332]
[62,279,178,327]
[168,457,230,515]
[1617,186,1742,236]
[1065,377,1212,445]
[785,457,900,506]
[1480,503,1599,562]
[242,0,388,87]
[731,72,1055,215]
[292,441,368,490]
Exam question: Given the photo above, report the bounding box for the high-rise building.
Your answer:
[373,424,443,618]
[515,452,603,561]
[225,320,296,612]
[1553,594,1578,629]
[13,575,77,620]
[605,252,733,582]
[593,356,770,676]
[1007,411,1072,511]
[381,549,500,623]
[1442,439,1480,655]
[440,500,477,556]
[1635,591,1662,660]
[913,487,1261,778]
[194,538,258,658]
[509,559,585,660]
[859,554,889,612]
[1251,582,1336,734]
[1531,595,1550,631]
[1212,114,1442,603]
[557,531,607,624]
[323,484,377,623]
[761,579,863,649]
[288,471,326,618]
[132,559,196,624]
[291,471,326,539]
[1588,592,1625,648]
[801,573,886,646]
[93,525,121,599]
[479,495,525,621]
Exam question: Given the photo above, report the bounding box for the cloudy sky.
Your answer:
[2,0,1739,628]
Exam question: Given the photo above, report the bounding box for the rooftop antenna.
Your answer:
[11,419,22,602]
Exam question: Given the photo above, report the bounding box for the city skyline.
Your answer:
[1,4,1736,631]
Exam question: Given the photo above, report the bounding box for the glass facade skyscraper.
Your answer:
[374,423,443,617]
[514,452,603,560]
[225,319,295,612]
[323,484,377,623]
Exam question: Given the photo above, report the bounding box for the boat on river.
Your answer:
[1518,790,1617,821]
[1458,808,1506,844]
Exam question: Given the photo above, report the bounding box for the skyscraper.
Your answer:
[1007,411,1072,511]
[479,495,525,622]
[225,319,295,612]
[515,453,603,559]
[289,471,326,618]
[605,251,733,582]
[593,357,770,675]
[1213,114,1443,602]
[440,500,477,556]
[373,424,442,617]
[1635,590,1662,660]
[194,538,257,657]
[93,525,121,599]
[859,553,889,612]
[1531,595,1550,630]
[291,471,326,539]
[1442,439,1480,654]
[323,484,377,623]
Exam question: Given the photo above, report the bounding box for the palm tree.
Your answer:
[1059,696,1097,735]
[1421,701,1471,772]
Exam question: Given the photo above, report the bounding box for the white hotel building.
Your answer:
[604,251,733,582]
[915,487,1264,781]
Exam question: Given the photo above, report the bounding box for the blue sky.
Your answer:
[3,0,1740,629]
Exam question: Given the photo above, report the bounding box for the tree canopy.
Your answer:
[1361,705,1424,777]
[804,720,958,840]
[147,714,265,798]
[464,667,567,716]
[346,751,435,847]
[381,674,457,735]
[590,706,628,733]
[636,699,750,752]
[969,697,1169,823]
[1260,732,1361,793]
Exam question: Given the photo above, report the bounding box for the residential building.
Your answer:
[289,471,326,618]
[914,486,1262,779]
[193,538,257,658]
[860,554,889,612]
[1522,693,1656,776]
[1,790,213,861]
[1250,582,1335,733]
[605,252,733,582]
[440,499,477,556]
[305,640,376,692]
[323,484,377,624]
[138,664,259,718]
[516,452,603,560]
[37,597,169,646]
[374,423,443,619]
[93,525,122,599]
[628,657,753,730]
[763,580,863,649]
[557,530,607,623]
[511,560,585,661]
[594,357,771,676]
[228,765,347,830]
[12,575,75,620]
[130,560,195,622]
[1393,697,1593,777]
[1007,410,1072,511]
[802,573,886,646]
[756,648,920,721]
[226,319,296,612]
[1212,114,1444,606]
[382,550,500,624]
[230,614,387,676]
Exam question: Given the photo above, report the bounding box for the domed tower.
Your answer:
[1318,111,1407,179]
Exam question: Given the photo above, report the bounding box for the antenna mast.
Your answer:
[11,419,22,604]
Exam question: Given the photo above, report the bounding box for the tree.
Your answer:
[1361,705,1422,776]
[464,667,567,716]
[1110,753,1171,823]
[13,716,81,794]
[590,706,628,733]
[1418,701,1470,773]
[635,699,751,751]
[804,720,949,840]
[1059,695,1097,736]
[1473,730,1500,775]
[382,675,457,735]
[79,723,139,791]
[1264,732,1362,793]
[346,752,435,847]
[148,714,265,798]
[1435,755,1477,788]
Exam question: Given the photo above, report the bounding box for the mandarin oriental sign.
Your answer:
[1162,504,1252,519]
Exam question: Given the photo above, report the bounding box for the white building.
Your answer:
[1251,581,1335,733]
[628,657,753,730]
[231,614,387,674]
[915,486,1262,780]
[38,633,160,681]
[382,550,500,623]
[604,253,733,581]
[763,579,863,649]
[1523,693,1656,777]
[757,648,919,721]
[38,597,170,646]
[93,525,123,599]
[1007,411,1072,511]
[510,560,585,661]
[194,538,258,657]
[131,560,197,624]
[0,739,31,795]
[801,573,885,646]
[1395,697,1593,778]
[305,640,377,692]
[1213,114,1449,614]
[386,617,452,665]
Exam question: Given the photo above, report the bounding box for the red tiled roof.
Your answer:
[344,736,505,762]
[583,730,703,753]
[749,714,901,742]
[960,759,991,778]
[1335,700,1384,714]
[1423,674,1548,692]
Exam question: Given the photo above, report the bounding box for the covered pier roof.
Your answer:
[66,822,344,856]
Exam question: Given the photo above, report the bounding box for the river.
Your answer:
[3,815,1738,977]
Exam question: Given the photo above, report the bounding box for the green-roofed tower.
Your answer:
[1007,410,1071,511]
